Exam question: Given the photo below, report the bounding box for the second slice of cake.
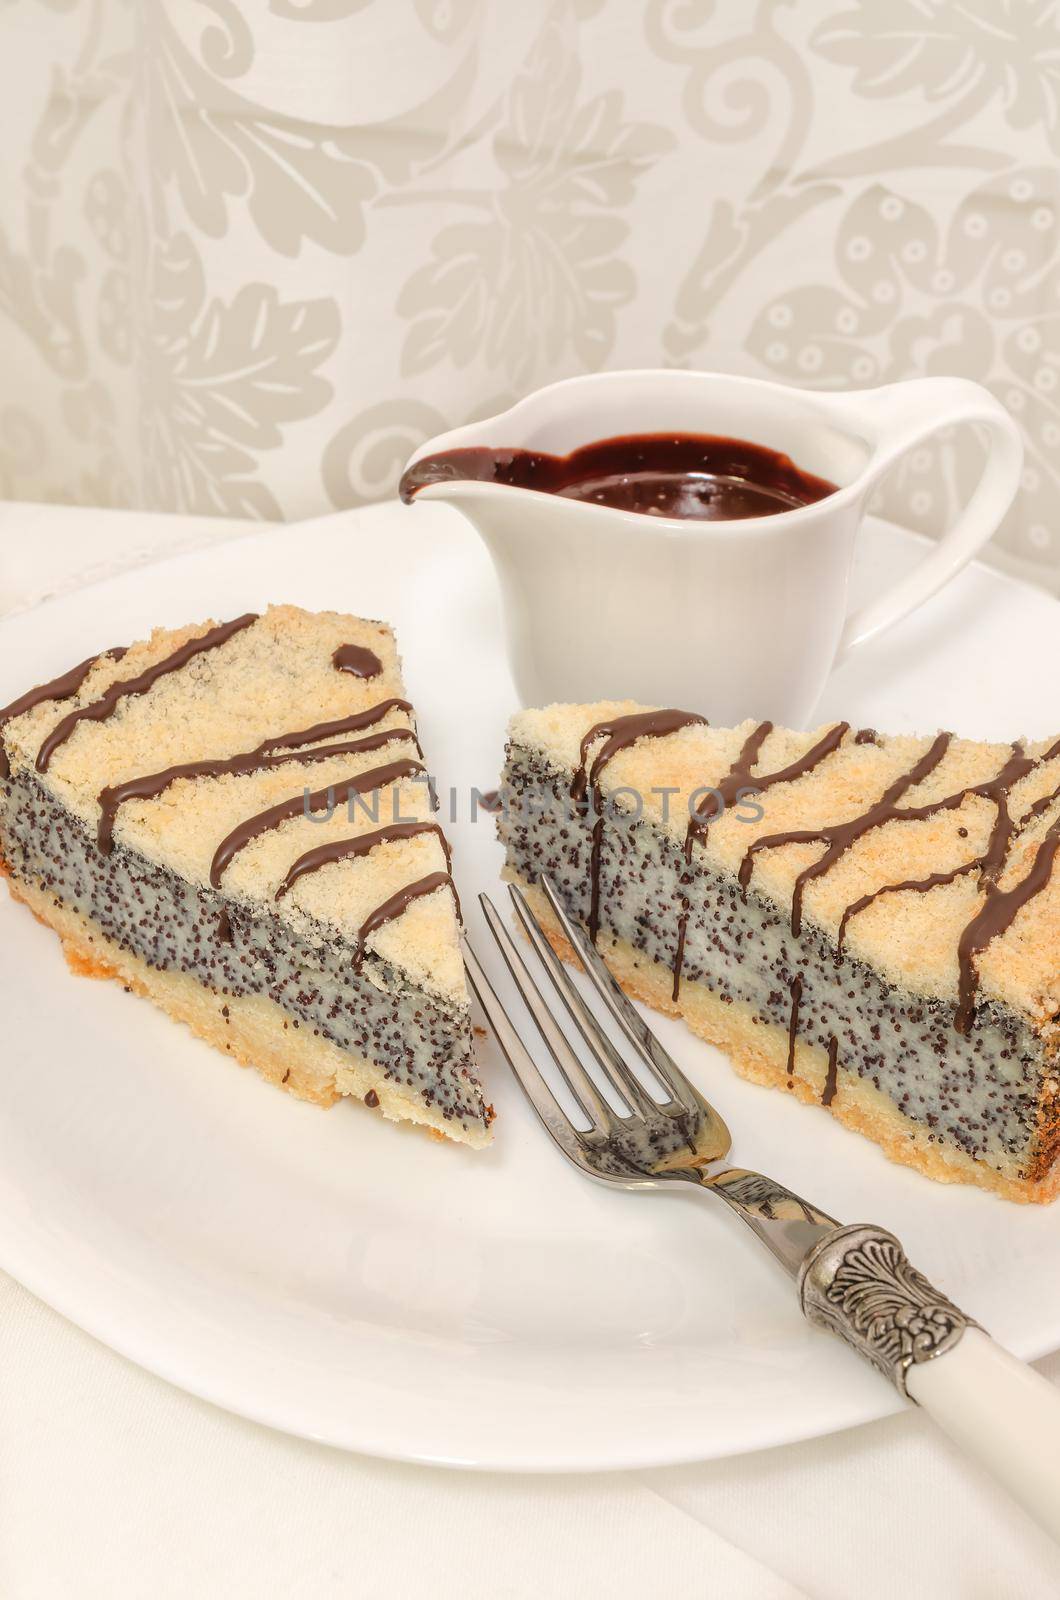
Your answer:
[0,605,491,1146]
[499,703,1060,1200]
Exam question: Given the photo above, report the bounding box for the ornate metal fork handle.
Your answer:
[796,1223,977,1397]
[683,1168,974,1397]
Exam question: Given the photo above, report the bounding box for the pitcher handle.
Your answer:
[832,378,1023,667]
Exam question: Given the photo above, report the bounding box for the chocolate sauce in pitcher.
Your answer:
[400,432,837,521]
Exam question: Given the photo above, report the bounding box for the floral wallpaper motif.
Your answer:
[1,0,1058,590]
[396,18,673,383]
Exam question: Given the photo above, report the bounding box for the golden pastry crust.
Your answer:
[508,703,1060,1025]
[8,868,490,1148]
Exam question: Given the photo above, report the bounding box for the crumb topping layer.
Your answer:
[508,703,1060,1027]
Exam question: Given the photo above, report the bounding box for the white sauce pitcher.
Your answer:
[402,370,1023,724]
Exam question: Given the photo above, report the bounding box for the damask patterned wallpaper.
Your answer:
[1,0,1058,590]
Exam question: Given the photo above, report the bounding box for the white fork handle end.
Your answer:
[801,1225,1060,1544]
[907,1328,1060,1544]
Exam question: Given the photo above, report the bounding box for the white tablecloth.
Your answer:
[3,502,1060,1600]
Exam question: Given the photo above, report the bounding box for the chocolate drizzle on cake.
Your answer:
[571,710,709,804]
[956,813,1060,1033]
[573,709,1060,1050]
[786,976,802,1084]
[671,719,849,997]
[836,862,980,955]
[333,643,383,679]
[0,647,127,779]
[275,821,452,900]
[571,710,708,942]
[672,902,690,1002]
[353,871,460,973]
[707,720,850,865]
[789,738,1059,1032]
[210,757,426,887]
[36,614,258,772]
[822,1037,839,1106]
[1022,777,1060,828]
[684,719,776,852]
[255,700,415,751]
[96,722,420,853]
[738,723,937,934]
[736,733,1060,1032]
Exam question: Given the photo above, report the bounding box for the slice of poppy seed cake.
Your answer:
[498,702,1060,1200]
[0,605,491,1146]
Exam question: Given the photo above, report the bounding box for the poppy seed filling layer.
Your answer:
[499,750,1051,1178]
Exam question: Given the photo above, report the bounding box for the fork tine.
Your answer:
[462,937,590,1169]
[508,883,669,1121]
[536,873,700,1115]
[476,895,619,1137]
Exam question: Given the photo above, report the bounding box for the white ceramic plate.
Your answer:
[1,504,1058,1472]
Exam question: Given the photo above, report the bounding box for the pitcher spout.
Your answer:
[398,448,510,507]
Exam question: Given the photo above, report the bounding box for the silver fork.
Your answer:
[464,873,1060,1541]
